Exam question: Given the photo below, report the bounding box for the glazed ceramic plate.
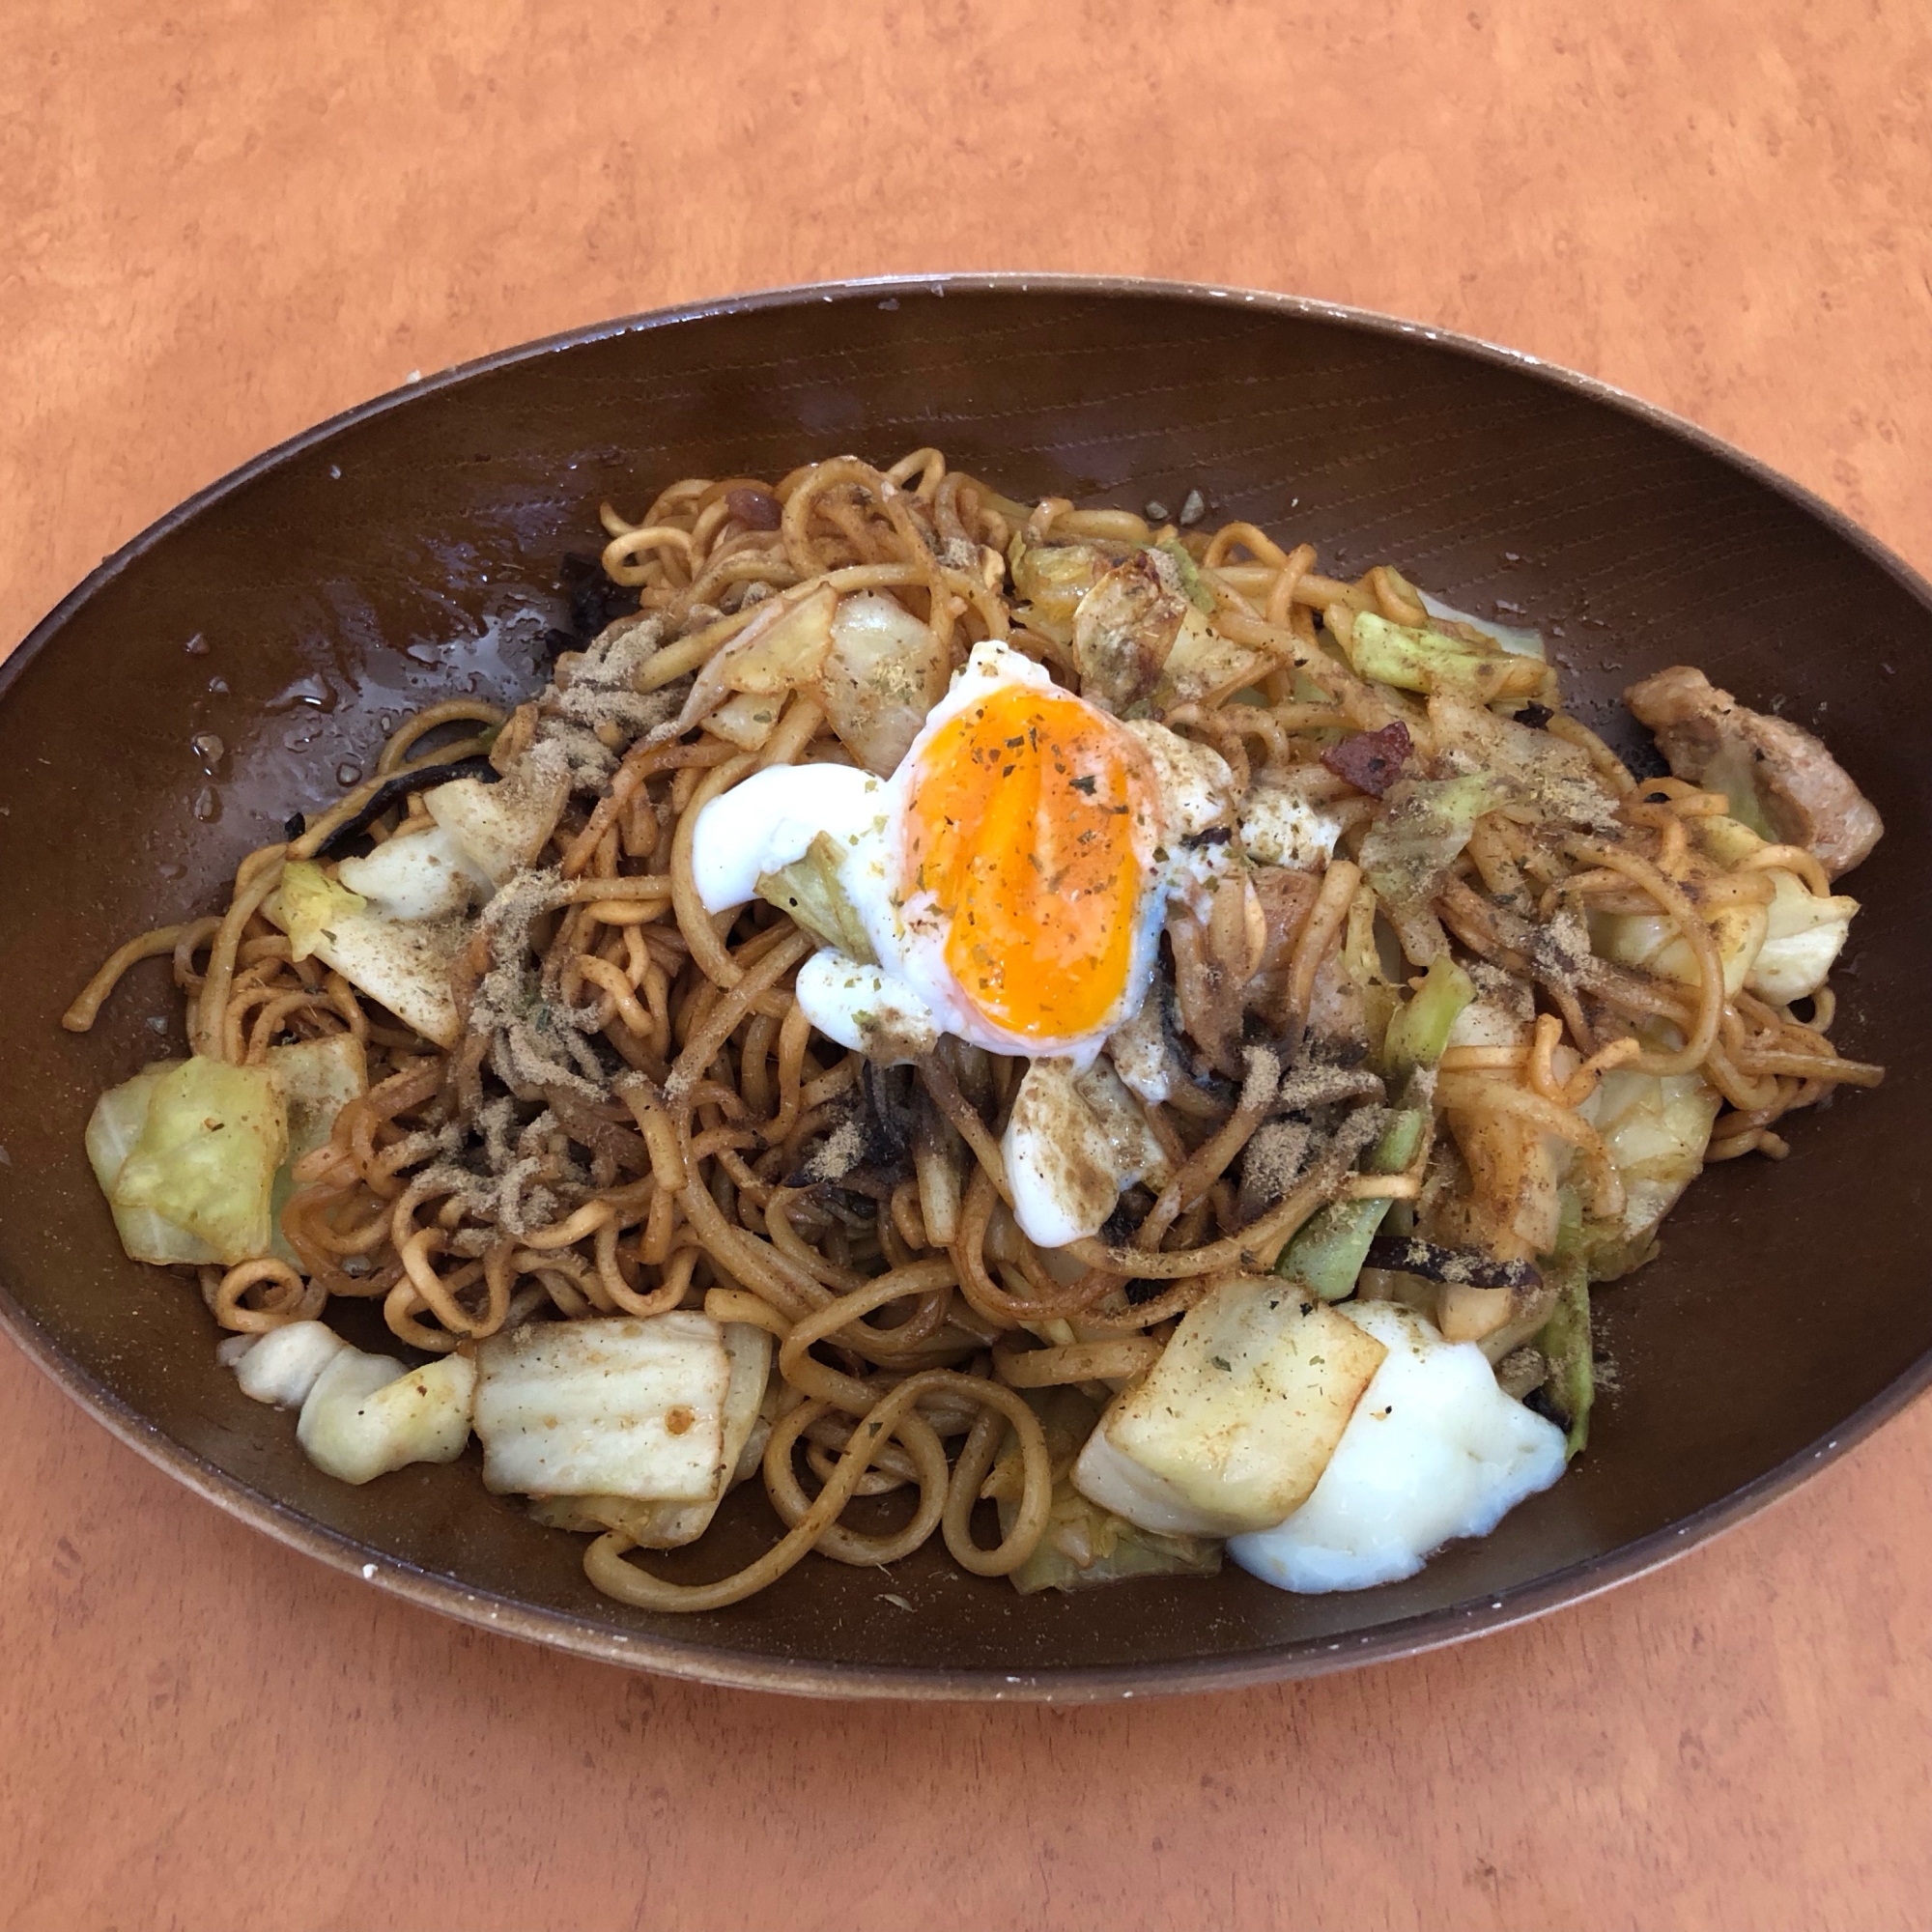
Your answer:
[4,277,1928,1699]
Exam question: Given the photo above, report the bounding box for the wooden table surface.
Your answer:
[5,6,1929,1928]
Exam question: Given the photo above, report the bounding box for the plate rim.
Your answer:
[6,270,1930,1700]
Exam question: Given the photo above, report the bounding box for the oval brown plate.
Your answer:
[4,276,1929,1700]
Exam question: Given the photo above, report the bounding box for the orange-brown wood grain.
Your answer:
[3,5,1929,1927]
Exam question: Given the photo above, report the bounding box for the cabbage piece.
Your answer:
[711,583,838,693]
[1688,814,1858,1003]
[717,1321,778,1490]
[1073,1275,1387,1536]
[266,1034,367,1268]
[1577,1064,1722,1275]
[270,1034,367,1162]
[1445,978,1535,1051]
[816,591,949,776]
[297,1348,476,1485]
[1070,543,1271,715]
[90,1041,357,1270]
[1328,876,1401,1063]
[1591,899,1768,998]
[235,1319,350,1407]
[1359,773,1501,909]
[755,832,878,963]
[1005,1482,1222,1594]
[1070,548,1188,712]
[1009,536,1115,641]
[1690,812,1765,870]
[424,753,571,887]
[299,912,468,1049]
[1151,538,1216,612]
[263,875,469,1048]
[107,1058,288,1266]
[1345,611,1547,704]
[675,583,838,733]
[472,1313,731,1501]
[1149,604,1272,713]
[336,823,489,921]
[1278,1110,1426,1302]
[1382,954,1476,1077]
[265,859,459,1037]
[1427,693,1621,830]
[701,689,784,751]
[1072,1420,1237,1538]
[1532,1252,1592,1459]
[990,1388,1222,1596]
[1006,1488,1222,1595]
[1749,868,1857,1004]
[86,1061,221,1265]
[272,861,368,963]
[1416,586,1547,660]
[1433,977,1562,1265]
[526,1321,777,1548]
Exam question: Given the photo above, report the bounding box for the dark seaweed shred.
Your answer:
[557,551,640,641]
[859,1061,918,1165]
[315,754,501,861]
[1623,731,1671,782]
[786,1064,919,1188]
[1363,1234,1540,1291]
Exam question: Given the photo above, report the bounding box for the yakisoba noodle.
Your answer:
[68,450,1886,1607]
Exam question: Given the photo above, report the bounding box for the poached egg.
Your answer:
[690,638,1234,1068]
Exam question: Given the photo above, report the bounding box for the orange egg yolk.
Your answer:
[903,681,1151,1041]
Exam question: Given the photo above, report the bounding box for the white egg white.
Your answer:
[791,950,940,1061]
[1228,1301,1566,1593]
[686,762,886,914]
[1001,1056,1171,1248]
[1238,781,1343,871]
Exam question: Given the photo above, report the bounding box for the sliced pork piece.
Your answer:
[1624,666,1883,878]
